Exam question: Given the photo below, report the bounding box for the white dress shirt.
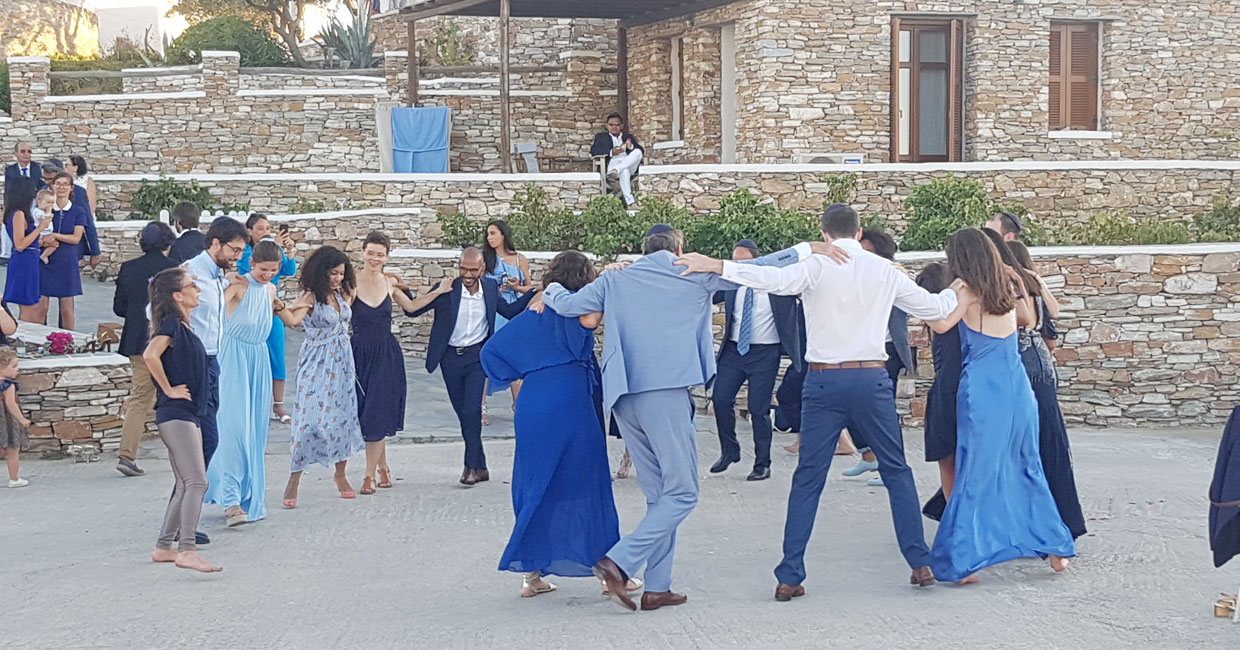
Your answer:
[449,285,488,347]
[721,238,957,364]
[729,288,781,345]
[185,250,227,356]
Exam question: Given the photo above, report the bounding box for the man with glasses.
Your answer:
[985,211,1022,242]
[3,142,42,263]
[590,113,644,208]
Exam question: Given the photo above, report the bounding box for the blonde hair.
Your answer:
[35,189,53,202]
[0,347,18,369]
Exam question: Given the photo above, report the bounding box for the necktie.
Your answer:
[22,168,28,177]
[737,288,754,356]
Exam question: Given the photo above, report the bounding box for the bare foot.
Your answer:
[334,474,356,499]
[272,402,289,420]
[784,443,800,454]
[1050,555,1070,572]
[151,549,178,563]
[282,476,300,508]
[175,550,223,573]
[958,575,980,585]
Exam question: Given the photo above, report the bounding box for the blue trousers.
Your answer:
[774,368,930,586]
[608,388,698,592]
[201,356,220,468]
[439,345,488,470]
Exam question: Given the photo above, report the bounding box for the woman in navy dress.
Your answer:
[914,263,962,520]
[481,251,638,599]
[3,178,50,323]
[38,172,87,330]
[926,228,1074,584]
[351,231,420,495]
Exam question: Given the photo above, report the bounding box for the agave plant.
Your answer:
[317,4,377,69]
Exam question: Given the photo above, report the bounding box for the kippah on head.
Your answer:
[735,238,758,250]
[645,223,675,237]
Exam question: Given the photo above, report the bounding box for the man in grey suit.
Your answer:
[539,224,834,611]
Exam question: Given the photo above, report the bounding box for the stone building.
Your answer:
[0,0,99,58]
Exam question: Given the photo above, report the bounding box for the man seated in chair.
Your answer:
[591,112,644,209]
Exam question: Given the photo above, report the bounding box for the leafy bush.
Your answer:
[823,172,857,206]
[1192,196,1240,242]
[899,175,998,251]
[131,177,215,220]
[166,16,290,66]
[0,64,9,114]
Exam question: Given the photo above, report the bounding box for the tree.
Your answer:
[168,0,269,26]
[169,0,357,67]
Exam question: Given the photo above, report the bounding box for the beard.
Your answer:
[211,253,233,272]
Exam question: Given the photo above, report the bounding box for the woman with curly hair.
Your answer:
[279,246,364,508]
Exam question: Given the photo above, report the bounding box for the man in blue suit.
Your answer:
[540,224,831,611]
[405,247,534,486]
[709,239,805,482]
[3,142,42,262]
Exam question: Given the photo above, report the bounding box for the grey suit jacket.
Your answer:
[543,245,807,411]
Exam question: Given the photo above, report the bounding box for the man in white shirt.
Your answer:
[589,113,644,208]
[709,239,805,482]
[676,204,964,597]
[404,247,534,486]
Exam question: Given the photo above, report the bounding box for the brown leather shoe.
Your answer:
[460,469,477,486]
[774,583,805,602]
[474,469,490,483]
[910,566,935,587]
[640,590,687,611]
[592,557,636,611]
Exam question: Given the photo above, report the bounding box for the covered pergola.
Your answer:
[399,0,737,170]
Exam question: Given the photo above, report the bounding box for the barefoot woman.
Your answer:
[281,246,364,507]
[143,267,222,573]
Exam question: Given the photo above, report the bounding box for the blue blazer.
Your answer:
[590,132,644,168]
[5,163,43,188]
[888,308,916,373]
[72,185,100,259]
[543,246,805,411]
[406,276,535,373]
[712,289,805,373]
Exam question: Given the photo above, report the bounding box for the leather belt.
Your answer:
[809,360,885,371]
[453,343,483,355]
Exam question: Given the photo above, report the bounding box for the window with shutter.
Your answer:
[1049,22,1100,130]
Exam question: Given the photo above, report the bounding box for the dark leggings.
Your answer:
[156,420,207,552]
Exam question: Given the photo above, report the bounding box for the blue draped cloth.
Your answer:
[391,106,451,173]
[481,308,620,577]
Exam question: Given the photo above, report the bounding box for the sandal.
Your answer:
[225,507,249,528]
[615,452,633,480]
[271,402,292,425]
[482,402,490,426]
[377,468,393,489]
[521,575,557,598]
[360,477,376,495]
[1216,594,1237,618]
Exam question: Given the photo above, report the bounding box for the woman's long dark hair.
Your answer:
[483,219,516,274]
[979,227,1041,299]
[148,267,190,337]
[945,228,1015,316]
[245,213,268,245]
[543,251,597,292]
[3,177,37,227]
[300,245,356,304]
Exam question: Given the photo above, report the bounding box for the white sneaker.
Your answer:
[8,478,29,488]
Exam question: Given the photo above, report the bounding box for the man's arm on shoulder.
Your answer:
[543,277,606,317]
[698,242,815,293]
[891,268,958,321]
[497,289,536,319]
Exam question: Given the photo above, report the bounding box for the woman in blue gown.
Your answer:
[238,214,299,424]
[927,228,1074,584]
[204,241,291,526]
[481,251,637,599]
[481,219,532,424]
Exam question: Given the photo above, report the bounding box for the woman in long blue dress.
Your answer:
[3,178,49,323]
[481,219,532,424]
[927,228,1074,584]
[1002,237,1087,539]
[351,231,421,495]
[281,246,365,508]
[38,172,87,330]
[238,214,299,424]
[481,251,637,599]
[204,241,291,526]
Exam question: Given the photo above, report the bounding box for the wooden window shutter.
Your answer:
[890,16,901,162]
[1050,22,1099,130]
[949,19,963,161]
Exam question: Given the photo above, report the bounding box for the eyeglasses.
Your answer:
[224,243,245,256]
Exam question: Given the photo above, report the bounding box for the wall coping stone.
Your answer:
[559,50,604,59]
[19,354,128,371]
[201,51,241,59]
[421,88,573,97]
[94,207,425,230]
[95,172,600,182]
[383,51,408,58]
[44,91,207,103]
[236,88,389,98]
[6,56,51,64]
[1047,130,1115,140]
[121,65,200,74]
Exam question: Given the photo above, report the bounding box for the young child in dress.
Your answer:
[34,190,58,264]
[0,348,31,488]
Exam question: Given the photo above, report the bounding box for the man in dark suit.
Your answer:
[404,246,535,486]
[590,112,644,208]
[168,202,206,264]
[709,240,805,481]
[3,142,42,263]
[113,222,179,477]
[840,227,917,486]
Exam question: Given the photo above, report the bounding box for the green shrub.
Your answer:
[823,172,857,206]
[682,190,819,259]
[0,64,8,114]
[1193,197,1240,242]
[166,16,290,66]
[131,177,215,220]
[49,58,127,95]
[899,175,997,251]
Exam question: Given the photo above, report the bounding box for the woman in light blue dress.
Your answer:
[481,220,532,424]
[926,228,1074,584]
[281,246,364,508]
[204,241,291,526]
[238,214,298,424]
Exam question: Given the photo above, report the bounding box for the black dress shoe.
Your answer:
[747,467,771,481]
[775,583,805,601]
[709,455,740,474]
[195,531,210,545]
[460,468,477,486]
[474,469,490,483]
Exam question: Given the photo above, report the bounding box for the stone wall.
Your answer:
[372,13,618,69]
[626,0,1240,163]
[0,0,99,59]
[19,355,131,454]
[83,161,1239,231]
[384,243,1240,428]
[121,71,387,94]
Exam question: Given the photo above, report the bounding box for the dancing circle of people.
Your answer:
[110,202,1086,603]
